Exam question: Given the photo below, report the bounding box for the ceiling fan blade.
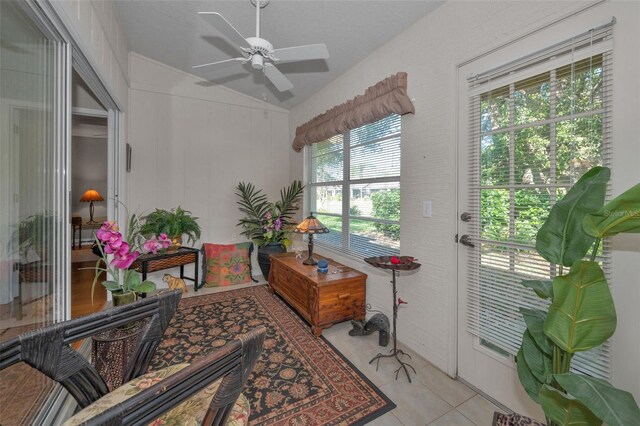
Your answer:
[264,63,293,92]
[192,57,246,70]
[272,44,329,63]
[198,12,251,50]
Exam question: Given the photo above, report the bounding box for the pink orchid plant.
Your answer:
[92,213,164,300]
[261,208,288,245]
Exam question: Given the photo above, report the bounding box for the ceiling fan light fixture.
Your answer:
[251,54,264,70]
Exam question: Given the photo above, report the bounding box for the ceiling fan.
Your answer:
[194,0,329,92]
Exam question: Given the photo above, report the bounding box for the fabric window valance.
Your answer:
[292,72,414,152]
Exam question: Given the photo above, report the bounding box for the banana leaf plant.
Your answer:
[516,166,640,426]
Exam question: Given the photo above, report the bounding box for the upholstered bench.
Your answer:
[65,363,250,426]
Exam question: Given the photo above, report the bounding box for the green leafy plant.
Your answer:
[12,212,54,258]
[516,166,640,425]
[140,206,201,245]
[235,180,304,247]
[371,188,400,239]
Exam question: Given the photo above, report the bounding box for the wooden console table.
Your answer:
[130,247,201,290]
[268,252,366,336]
[71,220,101,249]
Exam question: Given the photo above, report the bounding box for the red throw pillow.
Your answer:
[201,242,254,287]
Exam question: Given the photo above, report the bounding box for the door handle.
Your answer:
[460,212,472,222]
[459,235,475,248]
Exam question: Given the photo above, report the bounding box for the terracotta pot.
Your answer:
[112,290,137,306]
[257,242,286,279]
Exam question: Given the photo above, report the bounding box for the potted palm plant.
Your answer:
[235,180,304,278]
[139,206,201,249]
[512,166,639,426]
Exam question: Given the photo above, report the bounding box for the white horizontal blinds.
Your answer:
[348,114,401,257]
[349,114,402,179]
[311,135,343,184]
[310,135,344,250]
[309,115,401,257]
[466,24,613,380]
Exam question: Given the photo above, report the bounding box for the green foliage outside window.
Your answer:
[479,56,604,251]
[371,189,400,239]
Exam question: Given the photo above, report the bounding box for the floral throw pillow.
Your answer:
[202,242,254,287]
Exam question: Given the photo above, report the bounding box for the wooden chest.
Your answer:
[268,252,367,336]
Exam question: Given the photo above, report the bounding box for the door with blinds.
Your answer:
[456,22,613,415]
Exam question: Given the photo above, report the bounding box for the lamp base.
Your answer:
[303,235,317,265]
[87,201,98,224]
[302,257,318,266]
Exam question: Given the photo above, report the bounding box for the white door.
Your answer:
[455,58,544,418]
[456,17,614,418]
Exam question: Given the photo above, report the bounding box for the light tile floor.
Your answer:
[183,282,504,426]
[322,322,504,426]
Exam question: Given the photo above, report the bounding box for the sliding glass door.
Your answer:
[0,1,69,424]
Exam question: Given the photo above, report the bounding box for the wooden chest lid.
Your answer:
[270,252,366,284]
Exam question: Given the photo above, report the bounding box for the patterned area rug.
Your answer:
[151,285,395,425]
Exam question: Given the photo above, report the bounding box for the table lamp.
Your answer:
[80,188,104,224]
[293,212,329,265]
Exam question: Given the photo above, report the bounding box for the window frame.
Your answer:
[305,115,402,258]
[467,48,613,380]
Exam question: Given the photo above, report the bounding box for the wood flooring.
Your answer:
[71,258,106,318]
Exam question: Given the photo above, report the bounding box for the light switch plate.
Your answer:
[423,200,432,218]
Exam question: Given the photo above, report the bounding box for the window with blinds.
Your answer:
[308,114,401,257]
[466,23,613,380]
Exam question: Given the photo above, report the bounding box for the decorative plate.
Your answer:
[364,256,421,271]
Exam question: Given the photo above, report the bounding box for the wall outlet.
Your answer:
[423,200,432,218]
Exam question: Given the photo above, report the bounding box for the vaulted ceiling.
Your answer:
[115,0,443,109]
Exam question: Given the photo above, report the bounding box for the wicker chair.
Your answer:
[0,290,266,425]
[0,290,182,407]
[65,326,265,425]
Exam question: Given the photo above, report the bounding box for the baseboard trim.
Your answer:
[456,377,514,414]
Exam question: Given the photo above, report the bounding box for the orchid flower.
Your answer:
[158,233,171,248]
[111,242,140,269]
[91,211,158,299]
[102,232,124,254]
[143,239,162,254]
[96,221,119,240]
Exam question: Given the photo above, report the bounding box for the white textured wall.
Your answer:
[127,53,291,282]
[288,0,640,406]
[51,0,129,109]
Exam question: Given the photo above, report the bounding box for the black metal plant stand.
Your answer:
[364,256,421,383]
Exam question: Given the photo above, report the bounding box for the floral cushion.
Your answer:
[202,242,254,287]
[65,363,250,426]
